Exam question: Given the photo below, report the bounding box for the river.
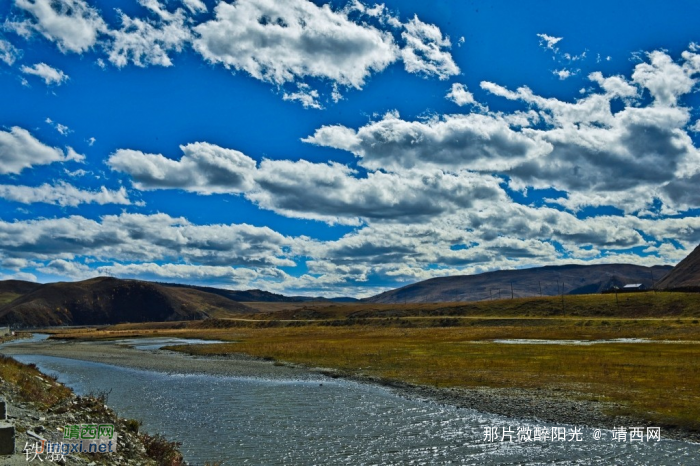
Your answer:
[3,335,699,465]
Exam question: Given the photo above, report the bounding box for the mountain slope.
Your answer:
[0,277,255,327]
[365,264,672,304]
[0,280,43,305]
[161,283,304,302]
[161,283,359,303]
[656,244,700,291]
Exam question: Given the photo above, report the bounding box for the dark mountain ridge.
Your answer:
[0,280,44,295]
[364,263,672,304]
[0,277,254,327]
[656,244,700,291]
[160,282,359,303]
[160,282,302,302]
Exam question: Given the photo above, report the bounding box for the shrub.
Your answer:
[141,433,185,466]
[124,418,141,434]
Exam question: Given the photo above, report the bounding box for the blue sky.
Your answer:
[1,0,700,297]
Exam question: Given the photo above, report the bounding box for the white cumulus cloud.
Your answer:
[37,259,93,279]
[537,33,563,51]
[400,15,459,79]
[304,110,545,172]
[306,48,700,216]
[181,0,207,14]
[10,0,107,53]
[0,126,83,174]
[0,38,21,65]
[631,50,697,106]
[445,83,476,106]
[0,182,133,207]
[20,63,69,85]
[193,0,398,89]
[106,0,192,68]
[108,142,257,194]
[282,83,322,109]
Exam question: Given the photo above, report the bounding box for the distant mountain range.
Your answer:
[364,264,672,304]
[0,258,689,326]
[159,282,303,302]
[159,283,359,303]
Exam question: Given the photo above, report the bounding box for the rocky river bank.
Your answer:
[0,337,187,466]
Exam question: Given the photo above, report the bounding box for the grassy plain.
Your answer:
[48,292,700,432]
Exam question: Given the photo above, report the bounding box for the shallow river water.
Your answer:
[5,336,700,465]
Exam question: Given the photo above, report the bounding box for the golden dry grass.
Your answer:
[172,325,700,430]
[239,291,700,320]
[0,354,72,408]
[57,319,700,431]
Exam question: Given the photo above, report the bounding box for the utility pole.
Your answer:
[539,281,542,296]
[510,281,514,299]
[489,289,493,300]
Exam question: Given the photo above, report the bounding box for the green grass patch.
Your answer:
[0,292,21,305]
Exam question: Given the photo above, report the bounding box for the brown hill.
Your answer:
[161,283,359,303]
[160,283,304,302]
[0,277,255,327]
[0,280,44,295]
[0,280,43,306]
[656,244,700,291]
[364,264,672,304]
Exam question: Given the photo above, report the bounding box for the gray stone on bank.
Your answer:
[0,421,15,455]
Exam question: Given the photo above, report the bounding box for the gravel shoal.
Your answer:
[1,338,310,379]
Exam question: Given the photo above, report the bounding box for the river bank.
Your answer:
[4,336,699,446]
[0,338,187,465]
